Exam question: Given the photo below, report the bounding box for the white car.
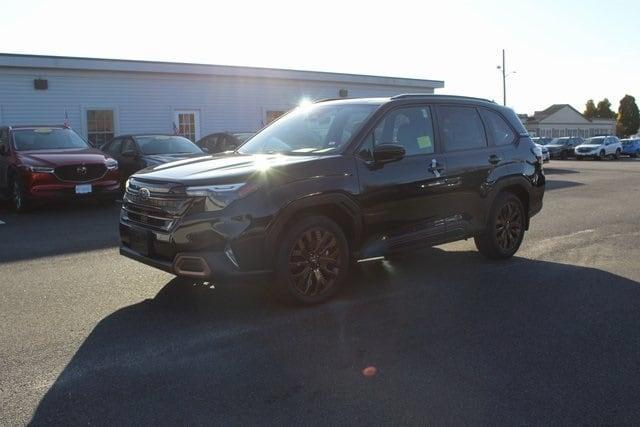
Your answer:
[535,143,550,163]
[575,136,622,160]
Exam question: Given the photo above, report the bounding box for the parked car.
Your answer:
[621,138,640,158]
[101,134,206,184]
[0,125,120,212]
[531,137,553,146]
[536,143,550,163]
[196,132,256,154]
[544,136,583,159]
[575,136,622,160]
[119,94,545,305]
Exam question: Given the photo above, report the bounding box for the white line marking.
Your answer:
[0,220,5,225]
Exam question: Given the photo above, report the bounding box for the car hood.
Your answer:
[17,147,111,167]
[132,152,344,186]
[141,152,206,165]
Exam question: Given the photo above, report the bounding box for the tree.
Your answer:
[616,95,640,137]
[595,98,617,119]
[584,99,597,119]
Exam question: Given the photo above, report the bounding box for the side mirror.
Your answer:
[373,144,405,163]
[121,150,137,158]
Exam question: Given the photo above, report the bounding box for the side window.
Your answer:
[122,138,137,153]
[105,138,122,156]
[480,109,515,146]
[370,106,435,156]
[439,106,487,151]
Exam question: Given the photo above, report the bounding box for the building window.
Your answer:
[86,110,114,146]
[173,110,200,142]
[266,111,285,125]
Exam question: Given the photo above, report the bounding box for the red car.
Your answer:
[0,125,120,212]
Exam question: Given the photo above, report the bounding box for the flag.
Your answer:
[63,110,70,128]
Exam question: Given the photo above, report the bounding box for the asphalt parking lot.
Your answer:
[2,159,640,425]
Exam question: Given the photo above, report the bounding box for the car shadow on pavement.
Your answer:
[543,167,580,175]
[30,248,640,425]
[545,179,584,191]
[0,201,120,264]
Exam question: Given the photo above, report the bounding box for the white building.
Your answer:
[0,53,444,145]
[520,104,616,138]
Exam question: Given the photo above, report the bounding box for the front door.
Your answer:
[173,110,201,142]
[355,105,453,256]
[119,137,144,181]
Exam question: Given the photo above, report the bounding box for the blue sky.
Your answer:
[1,0,639,114]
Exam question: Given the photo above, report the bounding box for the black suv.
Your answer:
[120,95,545,304]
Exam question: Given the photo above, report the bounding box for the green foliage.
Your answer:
[616,95,640,137]
[584,99,597,119]
[595,98,617,119]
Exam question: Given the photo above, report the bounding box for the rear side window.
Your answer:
[438,106,487,151]
[480,109,515,146]
[370,106,435,156]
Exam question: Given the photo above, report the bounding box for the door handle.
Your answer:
[428,158,444,178]
[488,154,502,165]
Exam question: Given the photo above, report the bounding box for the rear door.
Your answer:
[119,137,144,180]
[435,105,497,233]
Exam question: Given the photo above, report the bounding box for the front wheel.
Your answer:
[11,178,29,213]
[598,150,606,160]
[273,215,350,305]
[475,193,526,260]
[614,148,621,160]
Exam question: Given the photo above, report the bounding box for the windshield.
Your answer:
[136,136,203,155]
[550,138,569,145]
[238,103,378,155]
[622,139,637,146]
[232,133,255,143]
[533,137,553,145]
[13,128,90,151]
[584,137,605,145]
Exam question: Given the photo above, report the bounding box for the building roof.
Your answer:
[524,103,615,125]
[0,53,445,89]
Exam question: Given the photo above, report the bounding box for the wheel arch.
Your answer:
[265,192,363,264]
[487,175,534,230]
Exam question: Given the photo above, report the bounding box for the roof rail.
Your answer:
[313,97,349,103]
[391,93,495,103]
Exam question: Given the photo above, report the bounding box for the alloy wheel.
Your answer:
[495,201,523,252]
[13,181,23,211]
[288,228,341,297]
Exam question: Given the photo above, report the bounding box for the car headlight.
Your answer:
[27,165,54,173]
[532,145,543,158]
[185,182,260,210]
[106,159,118,170]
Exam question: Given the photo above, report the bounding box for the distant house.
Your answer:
[519,104,615,138]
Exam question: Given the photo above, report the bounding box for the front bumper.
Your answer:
[23,170,120,201]
[119,221,272,282]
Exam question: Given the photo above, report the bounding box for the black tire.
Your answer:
[11,177,29,213]
[474,192,526,260]
[272,215,350,305]
[631,153,638,158]
[598,150,606,160]
[614,148,621,160]
[576,156,583,161]
[560,151,567,160]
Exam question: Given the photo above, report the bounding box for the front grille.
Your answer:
[55,163,107,182]
[577,147,593,153]
[122,179,194,231]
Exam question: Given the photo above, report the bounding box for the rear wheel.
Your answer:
[273,215,349,305]
[475,193,526,259]
[614,148,621,160]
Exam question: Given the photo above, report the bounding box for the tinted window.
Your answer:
[104,138,122,156]
[481,109,515,146]
[370,106,435,156]
[13,128,90,151]
[439,106,487,151]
